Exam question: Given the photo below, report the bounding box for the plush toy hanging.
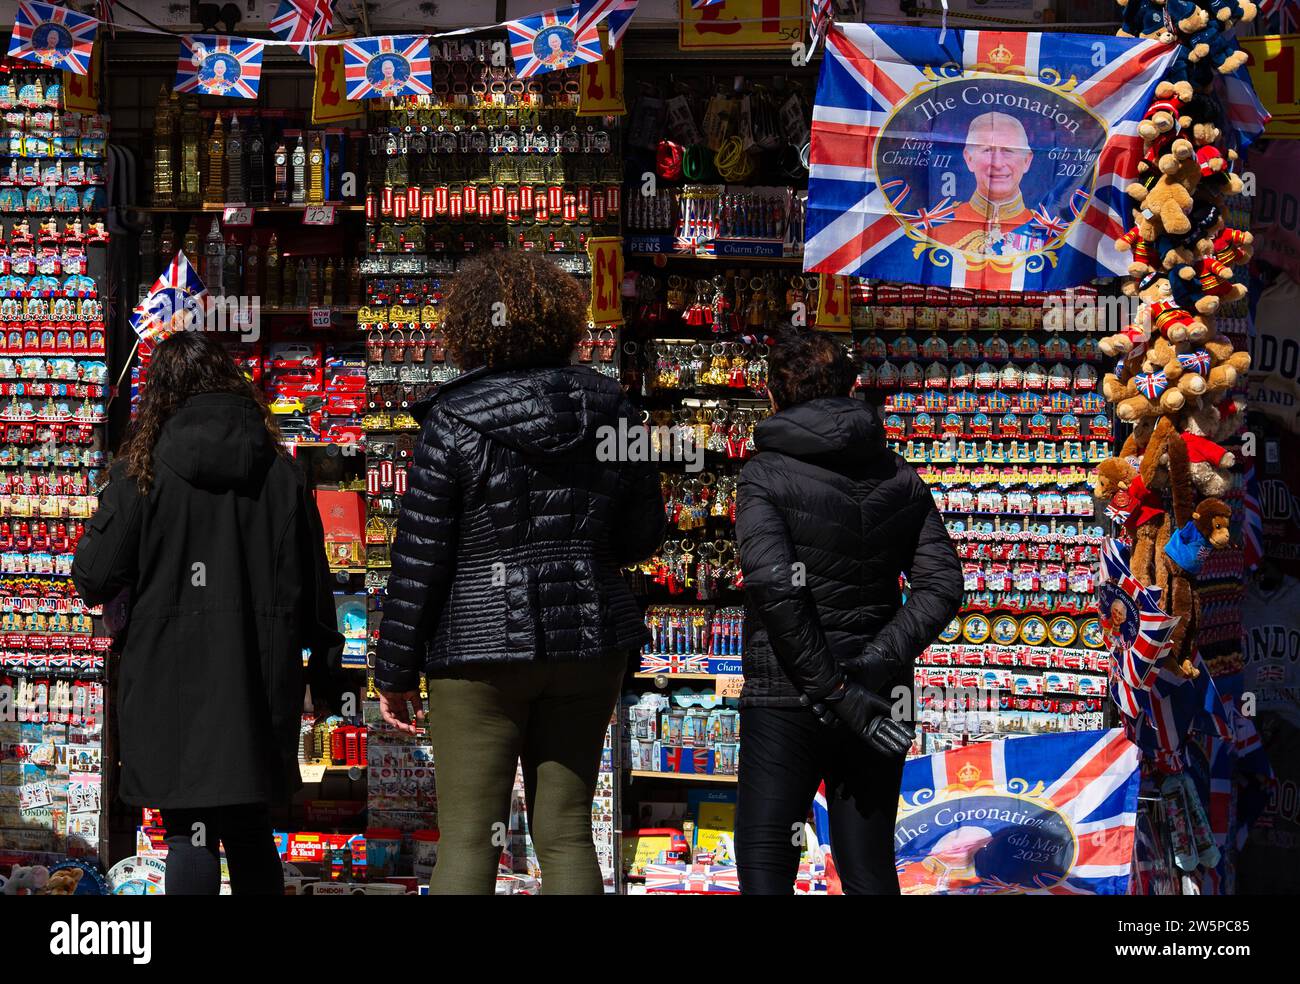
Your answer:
[1095,0,1257,679]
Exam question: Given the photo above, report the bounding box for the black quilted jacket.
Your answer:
[735,397,963,708]
[375,364,666,691]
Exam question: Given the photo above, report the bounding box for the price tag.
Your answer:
[310,307,332,328]
[299,763,327,783]
[716,675,744,699]
[222,206,253,226]
[303,205,336,226]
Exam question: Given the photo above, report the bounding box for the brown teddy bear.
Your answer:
[1130,152,1202,240]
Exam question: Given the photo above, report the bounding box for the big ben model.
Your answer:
[247,120,267,206]
[307,131,325,206]
[177,95,202,208]
[152,85,175,207]
[290,134,307,206]
[264,232,281,308]
[203,114,225,207]
[225,113,245,205]
[272,141,289,205]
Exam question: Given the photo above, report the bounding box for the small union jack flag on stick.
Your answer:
[8,1,98,76]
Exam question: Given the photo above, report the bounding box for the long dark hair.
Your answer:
[120,331,285,492]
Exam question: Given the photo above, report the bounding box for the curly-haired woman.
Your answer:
[375,251,665,895]
[72,331,343,894]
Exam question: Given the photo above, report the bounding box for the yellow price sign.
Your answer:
[815,274,853,330]
[62,40,101,113]
[578,25,625,116]
[588,236,625,326]
[1241,34,1300,128]
[679,0,806,52]
[313,34,364,125]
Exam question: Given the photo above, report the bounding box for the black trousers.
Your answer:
[160,804,284,896]
[736,705,904,895]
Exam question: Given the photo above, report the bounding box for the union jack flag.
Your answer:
[505,5,603,79]
[576,0,640,49]
[270,0,334,66]
[640,653,709,674]
[129,251,207,345]
[896,729,1141,894]
[1220,65,1272,151]
[805,25,1178,289]
[1133,369,1168,400]
[643,862,739,893]
[1098,538,1177,694]
[8,1,98,76]
[808,0,835,58]
[341,36,433,101]
[1241,458,1263,571]
[174,36,265,101]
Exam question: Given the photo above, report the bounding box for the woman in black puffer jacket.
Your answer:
[375,252,665,895]
[735,330,963,895]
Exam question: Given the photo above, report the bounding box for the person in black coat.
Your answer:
[375,252,665,894]
[72,331,343,895]
[734,330,963,895]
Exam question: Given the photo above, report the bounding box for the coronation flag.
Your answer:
[8,1,98,75]
[505,5,603,79]
[174,36,265,100]
[341,35,432,101]
[804,24,1178,289]
[895,729,1141,894]
[129,251,207,345]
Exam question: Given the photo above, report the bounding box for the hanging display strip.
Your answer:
[0,59,109,867]
[849,279,1116,752]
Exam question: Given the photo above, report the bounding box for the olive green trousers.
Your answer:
[425,651,625,895]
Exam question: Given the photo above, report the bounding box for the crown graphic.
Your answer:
[957,761,982,785]
[988,43,1014,67]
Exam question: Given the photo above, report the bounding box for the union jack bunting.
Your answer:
[270,0,334,65]
[129,251,207,345]
[8,1,98,75]
[341,35,433,101]
[174,36,265,100]
[895,729,1141,894]
[576,0,640,49]
[805,25,1178,289]
[643,862,739,893]
[505,5,603,79]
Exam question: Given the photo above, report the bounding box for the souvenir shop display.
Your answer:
[0,0,1281,900]
[851,283,1116,747]
[0,59,109,870]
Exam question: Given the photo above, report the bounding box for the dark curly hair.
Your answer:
[440,251,588,369]
[120,331,285,493]
[767,329,857,410]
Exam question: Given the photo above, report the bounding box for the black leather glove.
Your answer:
[802,680,915,759]
[841,643,905,694]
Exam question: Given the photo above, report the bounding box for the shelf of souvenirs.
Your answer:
[900,441,1112,467]
[628,770,738,784]
[133,204,366,215]
[946,522,1105,546]
[0,579,98,614]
